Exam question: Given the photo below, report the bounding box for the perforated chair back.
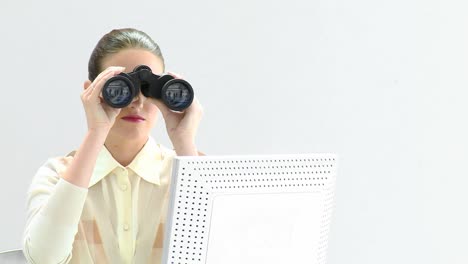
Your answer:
[0,249,27,264]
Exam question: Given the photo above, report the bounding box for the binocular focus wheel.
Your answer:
[134,65,152,72]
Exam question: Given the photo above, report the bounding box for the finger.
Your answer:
[91,66,126,87]
[185,97,203,117]
[166,71,184,79]
[82,71,113,101]
[83,66,125,98]
[90,71,115,99]
[150,98,173,118]
[177,97,203,128]
[82,84,94,97]
[90,67,126,100]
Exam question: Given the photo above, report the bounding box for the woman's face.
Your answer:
[100,48,164,143]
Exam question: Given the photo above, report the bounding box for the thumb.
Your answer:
[150,98,171,118]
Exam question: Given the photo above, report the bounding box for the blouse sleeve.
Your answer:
[22,156,88,264]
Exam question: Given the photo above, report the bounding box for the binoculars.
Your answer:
[102,65,194,111]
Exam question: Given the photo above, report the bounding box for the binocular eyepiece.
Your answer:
[102,65,194,111]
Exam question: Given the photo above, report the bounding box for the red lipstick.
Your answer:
[122,114,145,123]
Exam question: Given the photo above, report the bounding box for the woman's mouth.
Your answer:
[122,114,145,123]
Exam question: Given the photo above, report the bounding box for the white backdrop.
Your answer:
[1,0,467,263]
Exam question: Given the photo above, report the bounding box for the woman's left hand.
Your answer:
[149,72,203,156]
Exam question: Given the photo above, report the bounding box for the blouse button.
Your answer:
[121,184,128,191]
[123,223,130,231]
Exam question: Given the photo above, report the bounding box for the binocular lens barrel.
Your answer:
[163,81,193,111]
[102,78,134,108]
[102,68,194,111]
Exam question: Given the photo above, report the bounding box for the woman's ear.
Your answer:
[83,80,92,90]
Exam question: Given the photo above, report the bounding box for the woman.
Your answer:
[22,28,203,264]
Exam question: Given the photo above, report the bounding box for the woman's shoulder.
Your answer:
[43,152,75,172]
[32,152,75,185]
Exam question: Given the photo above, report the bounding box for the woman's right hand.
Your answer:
[81,66,126,132]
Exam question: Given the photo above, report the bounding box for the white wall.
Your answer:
[1,0,467,263]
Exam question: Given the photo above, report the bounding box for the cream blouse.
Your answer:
[23,137,175,264]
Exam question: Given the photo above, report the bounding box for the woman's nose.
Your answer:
[130,91,146,107]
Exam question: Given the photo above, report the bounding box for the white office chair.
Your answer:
[0,249,27,264]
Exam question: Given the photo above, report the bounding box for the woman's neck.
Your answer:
[104,134,149,167]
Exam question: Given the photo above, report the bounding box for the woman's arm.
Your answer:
[61,66,125,187]
[61,129,108,187]
[150,73,204,157]
[23,157,88,264]
[23,130,108,264]
[23,67,125,264]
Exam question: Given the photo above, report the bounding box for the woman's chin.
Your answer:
[109,126,149,142]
